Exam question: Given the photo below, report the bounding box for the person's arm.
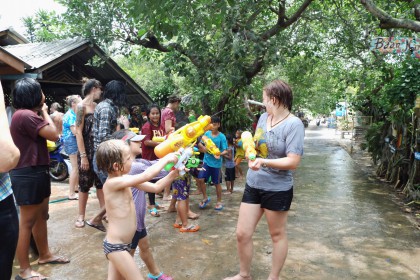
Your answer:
[164,119,173,135]
[109,153,179,191]
[75,103,89,170]
[222,147,232,160]
[136,169,179,193]
[70,125,76,136]
[249,153,301,171]
[0,82,20,172]
[38,103,60,141]
[197,141,207,153]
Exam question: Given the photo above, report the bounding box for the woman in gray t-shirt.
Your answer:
[225,80,304,280]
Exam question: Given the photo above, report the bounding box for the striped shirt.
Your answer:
[0,173,13,202]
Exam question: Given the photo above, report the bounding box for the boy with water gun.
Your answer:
[196,116,228,211]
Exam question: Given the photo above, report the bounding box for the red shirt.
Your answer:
[161,107,176,131]
[141,121,165,160]
[10,109,50,169]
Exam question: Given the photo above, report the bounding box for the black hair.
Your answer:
[146,103,161,125]
[167,95,181,104]
[263,80,293,111]
[12,78,43,109]
[226,134,234,145]
[109,129,131,144]
[103,80,127,107]
[81,77,101,98]
[211,116,220,123]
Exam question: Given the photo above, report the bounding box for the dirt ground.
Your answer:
[11,124,420,279]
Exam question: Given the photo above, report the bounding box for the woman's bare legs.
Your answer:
[264,209,289,280]
[68,154,79,199]
[224,202,263,280]
[76,191,89,226]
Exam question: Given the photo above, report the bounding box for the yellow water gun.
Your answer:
[201,135,221,156]
[129,127,139,134]
[241,131,257,160]
[151,136,166,142]
[254,128,268,158]
[154,115,213,158]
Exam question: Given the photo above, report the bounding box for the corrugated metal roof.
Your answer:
[3,37,89,69]
[0,27,30,46]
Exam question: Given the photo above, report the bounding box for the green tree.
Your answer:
[360,0,420,32]
[54,0,314,116]
[23,10,68,42]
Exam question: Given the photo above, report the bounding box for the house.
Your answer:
[0,28,152,107]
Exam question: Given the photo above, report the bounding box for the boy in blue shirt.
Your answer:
[197,116,228,210]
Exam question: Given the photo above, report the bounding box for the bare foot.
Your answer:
[38,255,70,265]
[162,195,173,201]
[224,274,252,280]
[190,190,202,195]
[17,268,47,280]
[188,211,200,219]
[68,194,78,200]
[167,207,177,213]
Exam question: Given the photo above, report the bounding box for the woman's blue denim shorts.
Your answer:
[64,138,78,155]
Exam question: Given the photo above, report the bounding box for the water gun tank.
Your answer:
[241,131,256,160]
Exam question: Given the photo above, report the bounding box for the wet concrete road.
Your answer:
[12,125,420,279]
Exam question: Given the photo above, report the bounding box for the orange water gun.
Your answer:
[241,131,257,160]
[154,115,212,158]
[201,135,221,156]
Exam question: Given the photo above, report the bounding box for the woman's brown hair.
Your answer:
[263,80,293,111]
[81,77,101,98]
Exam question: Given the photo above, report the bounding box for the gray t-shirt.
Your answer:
[246,112,304,191]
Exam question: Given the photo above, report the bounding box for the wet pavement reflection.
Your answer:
[12,125,420,279]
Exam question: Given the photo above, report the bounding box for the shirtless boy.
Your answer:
[96,139,178,280]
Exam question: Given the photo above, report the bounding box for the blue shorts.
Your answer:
[64,138,78,155]
[197,163,222,184]
[172,177,191,201]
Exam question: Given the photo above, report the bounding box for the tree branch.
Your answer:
[360,0,420,32]
[260,0,313,40]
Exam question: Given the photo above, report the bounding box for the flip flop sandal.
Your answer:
[38,255,70,265]
[173,223,182,228]
[74,219,85,228]
[149,208,160,217]
[15,272,48,280]
[199,197,211,209]
[86,221,106,232]
[214,203,224,211]
[179,224,200,232]
[147,272,173,280]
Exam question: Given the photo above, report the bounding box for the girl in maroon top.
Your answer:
[10,78,69,280]
[141,104,165,216]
